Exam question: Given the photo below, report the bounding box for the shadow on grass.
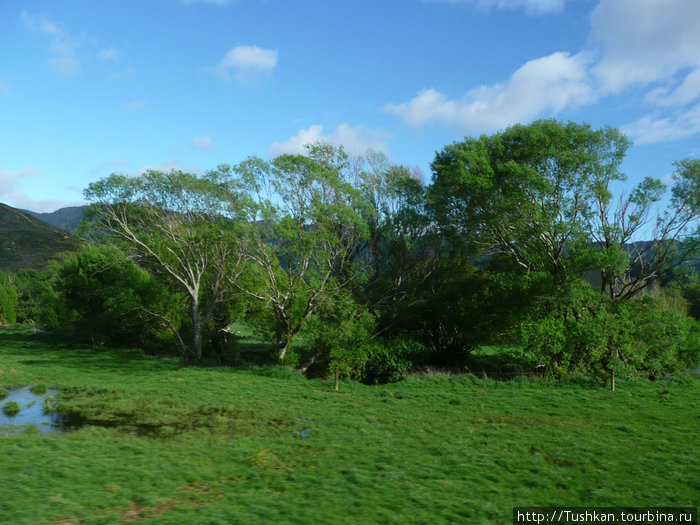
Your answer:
[0,326,284,376]
[0,326,173,374]
[464,346,542,380]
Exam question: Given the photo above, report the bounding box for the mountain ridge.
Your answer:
[0,203,79,272]
[21,205,88,233]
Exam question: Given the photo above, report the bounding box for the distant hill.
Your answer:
[0,203,79,272]
[21,205,88,232]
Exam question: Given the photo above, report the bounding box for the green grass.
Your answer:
[29,383,47,395]
[0,326,698,524]
[2,400,20,416]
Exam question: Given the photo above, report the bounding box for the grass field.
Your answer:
[0,326,698,524]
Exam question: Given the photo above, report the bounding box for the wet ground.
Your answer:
[0,386,80,434]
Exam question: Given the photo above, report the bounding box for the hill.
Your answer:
[21,205,88,232]
[0,203,79,272]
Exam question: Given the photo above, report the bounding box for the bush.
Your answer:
[360,337,418,384]
[0,272,18,324]
[521,280,700,378]
[39,246,183,352]
[13,268,61,326]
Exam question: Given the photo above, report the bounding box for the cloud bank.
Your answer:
[387,0,700,143]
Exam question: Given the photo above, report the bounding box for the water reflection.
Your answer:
[0,386,70,434]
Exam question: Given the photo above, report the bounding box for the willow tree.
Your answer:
[429,119,630,286]
[430,119,700,298]
[226,144,371,362]
[84,169,245,360]
[589,158,700,300]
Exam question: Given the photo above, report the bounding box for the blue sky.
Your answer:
[1,0,699,213]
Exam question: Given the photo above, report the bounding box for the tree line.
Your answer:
[2,120,699,382]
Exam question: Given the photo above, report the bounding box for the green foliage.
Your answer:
[521,280,699,378]
[231,144,372,361]
[13,268,58,325]
[429,119,630,284]
[300,291,376,375]
[360,336,417,384]
[0,271,18,324]
[84,168,246,359]
[47,246,181,351]
[2,400,20,416]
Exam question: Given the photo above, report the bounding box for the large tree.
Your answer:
[429,119,700,298]
[430,119,630,285]
[84,169,245,359]
[226,144,371,362]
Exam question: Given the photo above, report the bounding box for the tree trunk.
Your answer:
[192,302,203,361]
[610,367,615,392]
[277,339,290,362]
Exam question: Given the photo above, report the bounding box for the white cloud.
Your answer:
[20,12,81,76]
[590,0,700,143]
[590,0,700,94]
[2,194,85,214]
[269,124,388,157]
[210,45,278,84]
[0,167,39,190]
[622,103,700,145]
[645,69,700,108]
[109,68,137,80]
[384,52,593,132]
[191,136,219,151]
[387,0,700,144]
[426,0,567,14]
[97,47,119,60]
[122,100,146,111]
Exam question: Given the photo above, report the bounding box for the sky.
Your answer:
[1,0,699,213]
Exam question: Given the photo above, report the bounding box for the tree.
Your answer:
[352,150,433,322]
[50,246,179,349]
[429,119,630,286]
[589,158,700,300]
[227,144,371,362]
[84,169,245,359]
[430,120,700,298]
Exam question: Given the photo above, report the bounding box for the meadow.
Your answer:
[0,326,698,524]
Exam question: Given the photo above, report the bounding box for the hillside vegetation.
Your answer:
[0,203,78,272]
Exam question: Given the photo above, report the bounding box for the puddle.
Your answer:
[0,386,82,434]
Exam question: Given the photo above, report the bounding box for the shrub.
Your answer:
[0,272,18,324]
[360,337,418,384]
[521,280,700,378]
[38,246,184,352]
